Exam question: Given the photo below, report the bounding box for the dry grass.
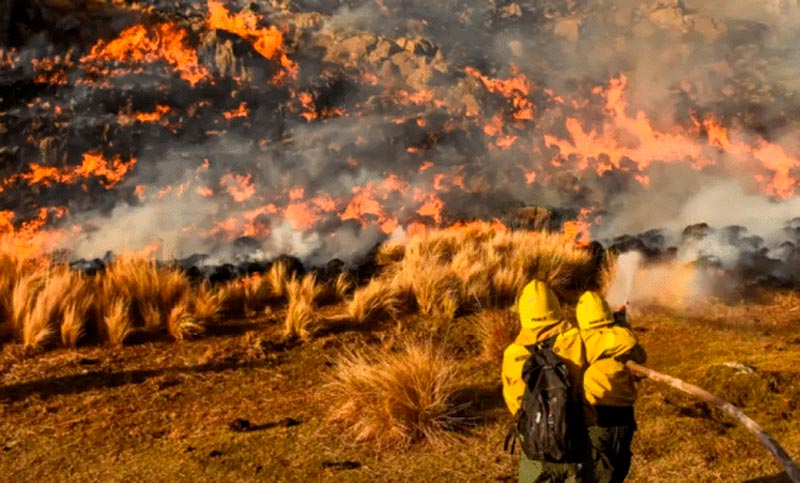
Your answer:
[325,340,469,449]
[347,278,402,326]
[192,282,223,323]
[0,253,27,332]
[315,272,353,306]
[342,222,597,331]
[217,278,249,318]
[284,296,315,340]
[283,274,323,340]
[394,261,461,324]
[0,221,597,351]
[13,267,93,350]
[216,262,294,318]
[266,261,289,300]
[167,299,204,341]
[60,296,94,347]
[12,271,44,337]
[101,297,133,347]
[333,272,353,301]
[474,309,518,363]
[99,257,191,332]
[375,240,405,267]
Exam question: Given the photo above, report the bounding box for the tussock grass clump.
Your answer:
[346,222,597,330]
[333,272,353,301]
[325,341,468,449]
[393,262,460,323]
[11,271,45,337]
[98,257,191,335]
[101,297,133,347]
[217,278,250,318]
[61,296,94,348]
[217,262,295,317]
[192,282,223,324]
[347,278,402,326]
[266,261,290,300]
[314,272,354,307]
[0,253,28,334]
[13,267,93,350]
[374,241,405,267]
[283,274,323,340]
[168,299,204,341]
[475,309,518,363]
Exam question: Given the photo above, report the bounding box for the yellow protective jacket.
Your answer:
[501,320,587,416]
[580,325,646,407]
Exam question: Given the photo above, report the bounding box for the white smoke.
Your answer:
[11,0,800,277]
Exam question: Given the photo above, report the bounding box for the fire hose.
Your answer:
[626,361,800,483]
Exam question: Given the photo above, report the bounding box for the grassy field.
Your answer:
[0,225,799,482]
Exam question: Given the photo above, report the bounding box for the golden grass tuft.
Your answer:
[266,261,289,300]
[217,278,249,318]
[140,302,162,330]
[334,272,353,300]
[347,278,402,326]
[22,301,56,350]
[192,282,223,323]
[99,257,191,333]
[167,299,204,341]
[60,295,94,348]
[374,241,405,267]
[349,223,597,332]
[283,274,323,340]
[317,272,354,306]
[12,271,44,336]
[474,309,518,363]
[101,297,133,347]
[394,262,461,323]
[16,267,92,350]
[217,263,294,317]
[284,296,315,340]
[325,340,468,449]
[0,253,27,331]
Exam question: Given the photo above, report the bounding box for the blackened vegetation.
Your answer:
[5,1,800,292]
[606,218,800,289]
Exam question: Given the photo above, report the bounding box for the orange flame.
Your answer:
[32,56,72,85]
[703,118,799,198]
[0,208,68,260]
[220,173,255,202]
[298,92,317,122]
[132,104,171,123]
[207,0,296,76]
[19,152,136,189]
[545,75,709,180]
[466,66,535,120]
[223,102,249,120]
[81,23,210,86]
[562,208,593,247]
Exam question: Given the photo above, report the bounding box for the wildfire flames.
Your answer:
[3,0,800,285]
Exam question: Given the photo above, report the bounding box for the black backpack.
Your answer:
[504,336,588,463]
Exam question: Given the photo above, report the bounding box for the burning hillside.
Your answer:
[3,0,800,287]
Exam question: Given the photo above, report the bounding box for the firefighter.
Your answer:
[501,279,591,483]
[576,291,646,483]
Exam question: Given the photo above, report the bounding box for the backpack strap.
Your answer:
[525,334,558,353]
[503,412,521,454]
[503,335,559,456]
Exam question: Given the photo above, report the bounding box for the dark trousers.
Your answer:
[588,406,636,483]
